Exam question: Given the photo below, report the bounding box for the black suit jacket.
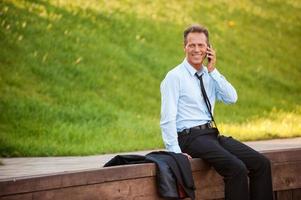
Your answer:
[104,151,195,200]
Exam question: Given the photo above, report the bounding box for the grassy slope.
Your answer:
[0,0,300,156]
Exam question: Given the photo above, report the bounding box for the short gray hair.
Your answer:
[183,24,209,46]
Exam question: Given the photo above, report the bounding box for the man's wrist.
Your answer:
[208,66,216,73]
[167,144,182,153]
[208,68,221,79]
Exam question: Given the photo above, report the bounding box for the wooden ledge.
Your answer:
[0,148,301,200]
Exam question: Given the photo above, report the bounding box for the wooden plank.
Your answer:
[1,177,165,200]
[0,163,156,196]
[0,169,223,200]
[0,160,211,197]
[293,188,301,200]
[272,161,301,191]
[276,190,293,200]
[0,175,223,200]
[263,148,301,163]
[0,193,33,200]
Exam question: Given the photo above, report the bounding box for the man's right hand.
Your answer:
[182,153,192,160]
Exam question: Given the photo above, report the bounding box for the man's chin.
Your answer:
[187,58,205,68]
[192,59,203,66]
[190,62,203,69]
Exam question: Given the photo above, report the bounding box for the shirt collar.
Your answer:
[183,58,207,76]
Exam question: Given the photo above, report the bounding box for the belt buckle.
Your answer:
[184,129,190,134]
[208,122,214,128]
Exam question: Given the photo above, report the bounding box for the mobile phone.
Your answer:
[207,43,211,62]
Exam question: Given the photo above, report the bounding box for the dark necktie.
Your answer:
[195,73,218,129]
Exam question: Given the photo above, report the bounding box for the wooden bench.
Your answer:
[0,148,301,200]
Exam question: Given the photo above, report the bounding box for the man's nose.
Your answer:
[194,46,201,52]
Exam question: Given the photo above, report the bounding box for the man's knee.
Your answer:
[248,154,272,177]
[232,160,248,176]
[219,159,248,178]
[258,155,271,170]
[253,154,271,169]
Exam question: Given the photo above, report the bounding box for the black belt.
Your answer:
[178,122,214,136]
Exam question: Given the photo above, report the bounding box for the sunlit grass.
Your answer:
[0,0,300,156]
[220,106,301,140]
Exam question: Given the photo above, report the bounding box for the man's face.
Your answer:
[184,32,208,70]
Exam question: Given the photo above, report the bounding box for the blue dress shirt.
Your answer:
[160,58,238,153]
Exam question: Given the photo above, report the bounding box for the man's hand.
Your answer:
[182,153,192,160]
[206,46,216,72]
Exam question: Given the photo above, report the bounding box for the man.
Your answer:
[160,24,274,200]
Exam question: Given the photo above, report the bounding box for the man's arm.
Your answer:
[206,46,237,103]
[160,73,182,153]
[210,69,238,104]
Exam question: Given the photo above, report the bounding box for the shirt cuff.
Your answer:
[167,144,182,153]
[208,68,221,79]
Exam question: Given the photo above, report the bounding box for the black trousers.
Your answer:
[178,128,274,200]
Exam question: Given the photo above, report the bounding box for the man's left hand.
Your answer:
[182,153,192,160]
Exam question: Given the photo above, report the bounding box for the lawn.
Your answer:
[0,0,300,156]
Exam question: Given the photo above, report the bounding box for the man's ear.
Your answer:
[207,41,211,48]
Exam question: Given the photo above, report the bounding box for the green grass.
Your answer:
[0,0,300,157]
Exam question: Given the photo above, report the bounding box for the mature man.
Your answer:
[160,24,273,200]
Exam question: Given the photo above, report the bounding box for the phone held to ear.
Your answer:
[207,43,211,62]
